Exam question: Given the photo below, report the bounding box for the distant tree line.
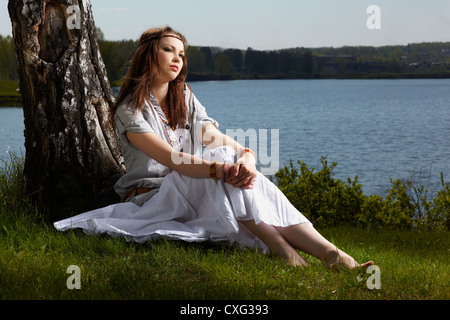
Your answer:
[182,45,315,80]
[2,30,450,84]
[97,38,450,84]
[0,35,18,80]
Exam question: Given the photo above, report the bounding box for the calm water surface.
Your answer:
[1,79,449,195]
[190,79,450,195]
[0,107,24,160]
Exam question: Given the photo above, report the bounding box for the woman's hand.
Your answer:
[201,124,258,188]
[225,153,258,189]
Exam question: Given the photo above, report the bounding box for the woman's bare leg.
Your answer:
[275,223,373,270]
[239,220,308,267]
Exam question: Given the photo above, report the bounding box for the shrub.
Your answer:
[274,157,449,231]
[274,157,365,228]
[428,174,450,231]
[377,178,416,230]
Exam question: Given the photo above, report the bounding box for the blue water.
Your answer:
[1,79,450,195]
[189,79,450,195]
[0,107,24,160]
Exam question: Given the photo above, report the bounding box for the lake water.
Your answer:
[189,79,450,195]
[1,79,449,195]
[0,107,24,160]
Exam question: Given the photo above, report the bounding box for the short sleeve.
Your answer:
[115,104,154,135]
[183,87,219,153]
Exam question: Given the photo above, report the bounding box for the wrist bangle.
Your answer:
[224,164,230,181]
[215,163,223,181]
[209,161,218,180]
[239,148,256,160]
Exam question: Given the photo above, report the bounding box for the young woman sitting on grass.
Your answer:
[54,26,373,270]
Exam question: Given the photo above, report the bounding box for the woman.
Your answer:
[55,27,372,270]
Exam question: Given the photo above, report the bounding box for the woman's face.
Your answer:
[156,35,185,83]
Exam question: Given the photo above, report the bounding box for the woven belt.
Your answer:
[122,186,154,202]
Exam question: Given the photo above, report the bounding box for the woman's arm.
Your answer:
[201,123,257,189]
[126,124,257,188]
[126,131,224,180]
[201,123,243,153]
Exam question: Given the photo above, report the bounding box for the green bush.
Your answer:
[274,157,365,228]
[274,157,449,231]
[429,175,450,231]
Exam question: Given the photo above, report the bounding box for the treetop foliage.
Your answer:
[2,32,450,83]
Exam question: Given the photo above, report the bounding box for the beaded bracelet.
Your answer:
[209,161,218,180]
[224,164,230,181]
[210,162,230,181]
[239,148,256,160]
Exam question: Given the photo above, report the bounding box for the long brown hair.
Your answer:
[113,26,188,129]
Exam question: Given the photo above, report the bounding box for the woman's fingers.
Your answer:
[225,164,257,189]
[227,164,240,180]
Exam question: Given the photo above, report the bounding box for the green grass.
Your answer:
[0,80,21,106]
[0,80,20,97]
[0,154,449,300]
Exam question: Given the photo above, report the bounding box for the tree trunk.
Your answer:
[8,0,125,220]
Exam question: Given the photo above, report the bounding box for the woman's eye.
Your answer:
[164,48,172,52]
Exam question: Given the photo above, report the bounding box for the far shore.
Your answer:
[0,96,22,107]
[3,73,450,108]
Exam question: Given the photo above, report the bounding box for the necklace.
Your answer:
[148,95,178,147]
[162,109,175,131]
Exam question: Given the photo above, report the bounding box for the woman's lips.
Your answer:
[170,65,179,72]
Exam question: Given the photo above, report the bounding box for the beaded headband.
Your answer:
[139,34,184,47]
[127,34,185,68]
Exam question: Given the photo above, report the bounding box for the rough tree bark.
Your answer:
[8,0,125,220]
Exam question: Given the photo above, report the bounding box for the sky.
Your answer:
[2,0,450,50]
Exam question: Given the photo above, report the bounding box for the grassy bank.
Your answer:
[0,80,21,107]
[0,155,449,300]
[1,213,448,300]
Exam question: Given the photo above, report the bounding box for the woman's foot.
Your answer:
[324,247,374,271]
[275,245,309,267]
[286,253,309,268]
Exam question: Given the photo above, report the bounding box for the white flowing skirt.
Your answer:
[54,147,309,252]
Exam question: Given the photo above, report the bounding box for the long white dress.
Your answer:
[54,88,310,252]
